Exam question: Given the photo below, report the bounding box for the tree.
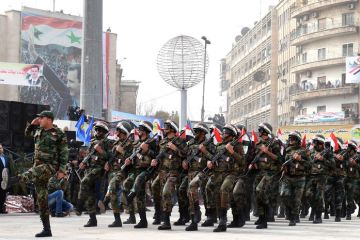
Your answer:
[153,110,179,125]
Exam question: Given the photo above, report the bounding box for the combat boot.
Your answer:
[152,202,162,225]
[346,209,351,220]
[335,209,341,222]
[226,209,239,228]
[158,212,171,230]
[124,211,136,224]
[173,207,186,226]
[313,211,322,224]
[134,209,148,228]
[324,208,329,219]
[108,213,122,227]
[295,214,300,223]
[35,216,52,237]
[185,215,198,231]
[288,214,296,226]
[267,205,275,222]
[237,208,245,227]
[201,208,215,227]
[213,208,227,232]
[84,213,97,227]
[256,215,267,229]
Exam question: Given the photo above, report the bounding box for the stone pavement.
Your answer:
[0,206,359,240]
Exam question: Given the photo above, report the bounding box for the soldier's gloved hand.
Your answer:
[125,158,131,166]
[182,160,189,170]
[167,142,178,152]
[199,144,207,154]
[116,145,124,154]
[94,144,104,154]
[79,162,86,169]
[315,153,323,161]
[207,160,213,169]
[226,143,234,155]
[140,143,149,152]
[104,162,110,171]
[151,159,158,167]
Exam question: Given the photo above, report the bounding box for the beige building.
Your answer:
[0,7,138,121]
[225,0,360,129]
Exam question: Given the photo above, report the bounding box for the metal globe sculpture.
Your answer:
[157,35,209,128]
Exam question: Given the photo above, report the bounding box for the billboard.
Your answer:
[20,7,83,119]
[346,56,360,84]
[0,62,43,87]
[294,112,345,125]
[111,110,163,127]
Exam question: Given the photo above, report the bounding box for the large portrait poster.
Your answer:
[20,7,82,119]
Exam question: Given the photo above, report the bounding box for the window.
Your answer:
[318,18,326,30]
[302,53,307,63]
[342,13,354,26]
[317,105,326,113]
[342,73,346,86]
[342,43,353,57]
[318,48,326,60]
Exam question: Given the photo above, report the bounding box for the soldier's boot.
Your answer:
[158,212,171,230]
[308,209,314,221]
[329,203,335,216]
[183,208,190,223]
[84,213,97,227]
[245,206,251,221]
[324,208,329,219]
[346,209,352,220]
[278,206,285,218]
[295,214,300,223]
[173,207,186,226]
[124,211,136,224]
[75,199,84,216]
[256,215,267,229]
[201,208,215,227]
[288,214,296,226]
[213,208,227,232]
[335,209,341,222]
[35,216,52,237]
[226,213,239,228]
[237,208,246,227]
[193,202,202,224]
[152,202,162,225]
[108,213,122,227]
[285,207,290,220]
[267,205,275,222]
[254,216,262,225]
[312,211,322,224]
[134,209,148,228]
[185,215,198,231]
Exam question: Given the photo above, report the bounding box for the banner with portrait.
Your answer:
[0,62,43,87]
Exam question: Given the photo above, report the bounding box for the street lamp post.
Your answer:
[201,36,210,123]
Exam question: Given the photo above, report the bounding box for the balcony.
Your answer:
[291,56,345,73]
[291,22,358,46]
[291,0,358,18]
[291,84,357,101]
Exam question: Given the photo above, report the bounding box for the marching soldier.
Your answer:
[21,111,69,237]
[150,120,188,230]
[280,131,310,226]
[75,122,112,227]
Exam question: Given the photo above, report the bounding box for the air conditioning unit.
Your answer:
[348,3,355,9]
[312,12,319,18]
[302,15,309,21]
[306,70,312,78]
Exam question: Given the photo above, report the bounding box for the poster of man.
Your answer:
[26,64,44,86]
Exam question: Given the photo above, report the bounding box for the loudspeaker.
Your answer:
[0,131,12,147]
[10,101,24,133]
[0,101,10,131]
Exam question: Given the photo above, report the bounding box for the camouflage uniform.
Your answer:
[280,146,310,224]
[344,152,359,219]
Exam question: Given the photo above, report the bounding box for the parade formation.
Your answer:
[5,110,360,237]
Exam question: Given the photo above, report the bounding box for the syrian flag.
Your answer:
[277,128,282,140]
[180,121,194,139]
[213,127,222,144]
[344,140,349,149]
[251,130,259,144]
[21,12,82,48]
[239,128,250,143]
[330,132,339,152]
[301,134,307,148]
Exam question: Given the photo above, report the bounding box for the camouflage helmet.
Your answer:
[223,124,238,137]
[164,119,179,133]
[312,134,325,144]
[258,122,272,135]
[116,121,133,136]
[209,124,223,133]
[138,121,153,133]
[94,121,109,132]
[348,140,358,149]
[193,123,209,135]
[288,131,302,142]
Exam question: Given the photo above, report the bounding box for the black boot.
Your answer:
[201,208,215,227]
[35,216,52,237]
[152,202,162,225]
[237,208,245,227]
[108,213,122,227]
[335,209,341,222]
[193,202,202,224]
[227,208,239,228]
[313,211,322,224]
[267,205,275,222]
[185,215,198,231]
[84,213,97,227]
[346,209,351,220]
[324,208,329,219]
[289,214,296,226]
[308,209,314,221]
[134,209,148,228]
[124,212,136,224]
[213,208,227,232]
[173,207,186,226]
[158,212,171,230]
[295,214,300,223]
[256,215,267,229]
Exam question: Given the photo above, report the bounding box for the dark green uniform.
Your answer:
[344,152,359,219]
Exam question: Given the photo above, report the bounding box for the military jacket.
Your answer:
[132,136,158,169]
[213,139,245,174]
[186,138,215,172]
[110,138,134,171]
[157,135,188,172]
[254,138,282,172]
[346,152,360,178]
[84,136,112,169]
[283,145,310,176]
[309,148,333,175]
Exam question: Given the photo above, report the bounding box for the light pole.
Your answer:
[201,36,210,122]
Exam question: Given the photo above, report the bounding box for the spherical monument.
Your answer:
[157,35,209,128]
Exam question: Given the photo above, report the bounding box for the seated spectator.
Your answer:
[48,172,73,217]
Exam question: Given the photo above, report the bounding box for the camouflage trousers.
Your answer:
[255,171,275,216]
[107,171,125,213]
[177,173,189,213]
[122,172,136,212]
[128,169,152,211]
[78,167,103,214]
[205,172,236,209]
[22,163,55,219]
[187,171,208,215]
[354,179,360,206]
[344,177,357,212]
[233,176,247,210]
[152,170,179,213]
[280,175,306,215]
[325,176,345,211]
[305,175,326,212]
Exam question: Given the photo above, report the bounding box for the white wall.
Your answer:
[299,66,345,88]
[301,94,357,113]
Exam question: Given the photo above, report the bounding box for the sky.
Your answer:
[0,0,279,121]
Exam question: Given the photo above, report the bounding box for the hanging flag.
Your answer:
[213,127,222,144]
[75,114,86,142]
[344,140,349,149]
[239,128,250,143]
[301,134,307,148]
[181,122,194,139]
[277,128,282,140]
[251,130,259,145]
[84,116,94,146]
[330,132,339,152]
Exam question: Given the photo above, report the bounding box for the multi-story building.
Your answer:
[219,57,230,120]
[227,9,278,130]
[225,0,360,129]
